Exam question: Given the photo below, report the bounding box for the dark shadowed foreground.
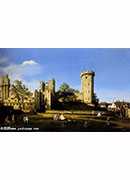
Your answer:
[0,108,130,132]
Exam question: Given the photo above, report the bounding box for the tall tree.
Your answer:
[56,83,77,102]
[13,80,32,96]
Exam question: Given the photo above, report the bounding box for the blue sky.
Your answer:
[0,48,130,102]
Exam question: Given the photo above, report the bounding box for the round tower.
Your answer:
[80,71,95,104]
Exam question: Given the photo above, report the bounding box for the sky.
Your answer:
[0,48,130,102]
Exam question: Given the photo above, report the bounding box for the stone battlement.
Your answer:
[80,71,95,78]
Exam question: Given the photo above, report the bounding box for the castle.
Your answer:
[0,71,95,111]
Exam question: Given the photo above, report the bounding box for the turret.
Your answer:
[80,71,95,104]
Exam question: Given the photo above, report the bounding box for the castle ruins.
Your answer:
[0,71,95,112]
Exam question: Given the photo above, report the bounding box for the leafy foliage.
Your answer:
[13,80,32,97]
[93,93,99,106]
[56,83,78,103]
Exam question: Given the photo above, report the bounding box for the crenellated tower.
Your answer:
[80,71,95,104]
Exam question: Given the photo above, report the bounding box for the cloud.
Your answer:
[3,59,43,90]
[0,57,10,75]
[22,60,38,66]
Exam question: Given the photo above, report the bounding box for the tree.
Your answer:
[59,83,71,92]
[93,93,99,107]
[56,83,77,103]
[13,80,32,96]
[11,80,33,110]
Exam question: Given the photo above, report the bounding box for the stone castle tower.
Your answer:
[34,79,56,111]
[80,71,95,104]
[44,79,55,110]
[0,75,10,102]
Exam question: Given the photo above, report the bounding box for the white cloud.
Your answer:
[3,59,43,90]
[22,60,38,66]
